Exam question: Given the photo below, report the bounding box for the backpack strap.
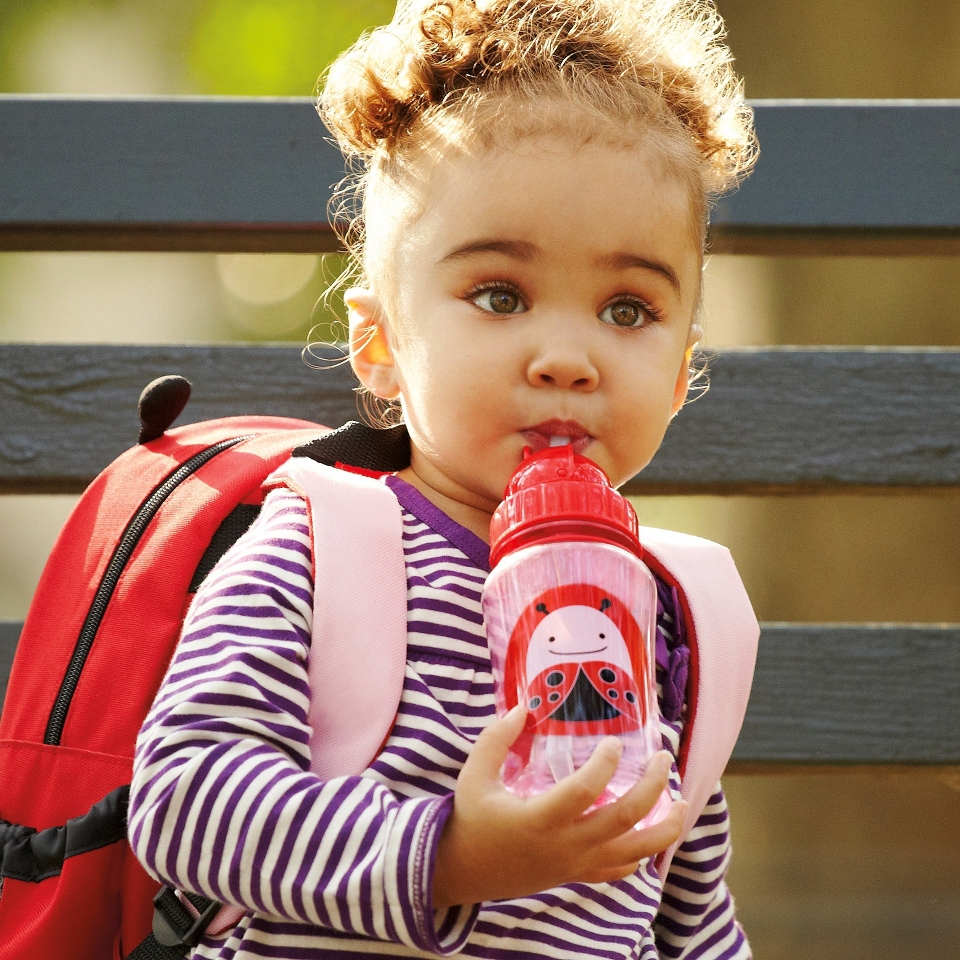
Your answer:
[265,456,409,781]
[203,457,409,939]
[637,528,759,882]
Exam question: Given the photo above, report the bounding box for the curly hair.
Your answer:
[323,0,753,181]
[320,0,755,259]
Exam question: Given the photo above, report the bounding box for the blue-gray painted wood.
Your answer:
[0,96,340,251]
[0,343,355,492]
[733,624,960,765]
[2,344,958,493]
[2,98,959,252]
[3,619,957,763]
[0,621,19,716]
[712,101,960,249]
[642,347,960,493]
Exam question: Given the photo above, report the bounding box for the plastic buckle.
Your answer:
[152,886,221,949]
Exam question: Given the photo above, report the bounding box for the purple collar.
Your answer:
[384,475,491,572]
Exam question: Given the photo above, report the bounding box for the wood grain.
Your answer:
[3,345,958,494]
[2,98,959,254]
[0,622,19,715]
[732,624,960,765]
[3,620,957,764]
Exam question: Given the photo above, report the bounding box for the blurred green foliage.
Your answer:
[0,0,394,95]
[189,0,394,96]
[220,252,353,345]
[0,0,47,90]
[0,0,389,341]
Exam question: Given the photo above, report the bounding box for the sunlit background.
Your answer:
[2,1,959,957]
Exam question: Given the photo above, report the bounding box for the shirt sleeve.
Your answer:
[653,784,751,960]
[127,487,476,956]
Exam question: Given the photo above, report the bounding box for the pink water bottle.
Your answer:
[483,445,671,824]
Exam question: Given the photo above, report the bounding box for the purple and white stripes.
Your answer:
[129,477,749,958]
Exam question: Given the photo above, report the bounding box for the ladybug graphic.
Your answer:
[503,583,650,738]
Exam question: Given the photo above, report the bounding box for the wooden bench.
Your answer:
[1,98,959,950]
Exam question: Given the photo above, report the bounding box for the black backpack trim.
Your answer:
[293,420,410,472]
[189,504,263,592]
[0,784,128,883]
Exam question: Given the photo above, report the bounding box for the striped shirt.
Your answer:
[129,475,749,958]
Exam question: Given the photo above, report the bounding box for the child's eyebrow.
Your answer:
[438,238,539,264]
[437,240,681,294]
[594,252,681,294]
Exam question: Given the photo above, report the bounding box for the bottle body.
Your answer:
[483,539,669,824]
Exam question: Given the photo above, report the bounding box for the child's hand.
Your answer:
[433,706,687,908]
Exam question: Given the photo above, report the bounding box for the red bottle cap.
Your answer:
[488,446,642,568]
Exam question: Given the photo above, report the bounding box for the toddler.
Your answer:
[129,0,758,956]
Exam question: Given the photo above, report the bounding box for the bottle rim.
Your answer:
[488,517,643,568]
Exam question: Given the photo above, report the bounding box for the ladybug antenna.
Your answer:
[536,603,549,615]
[600,598,611,612]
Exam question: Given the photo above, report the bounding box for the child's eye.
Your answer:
[599,297,660,328]
[469,285,527,315]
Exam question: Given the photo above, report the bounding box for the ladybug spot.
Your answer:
[607,689,619,699]
[599,668,616,683]
[625,691,637,704]
[546,671,564,686]
[548,691,561,702]
[529,696,542,709]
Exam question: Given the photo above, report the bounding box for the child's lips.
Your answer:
[521,421,593,455]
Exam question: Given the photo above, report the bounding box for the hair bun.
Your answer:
[320,0,755,196]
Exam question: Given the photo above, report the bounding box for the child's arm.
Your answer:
[433,709,687,907]
[127,489,475,956]
[652,783,750,959]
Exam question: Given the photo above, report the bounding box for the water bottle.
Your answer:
[482,444,671,825]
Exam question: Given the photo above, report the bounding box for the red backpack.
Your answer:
[0,377,328,959]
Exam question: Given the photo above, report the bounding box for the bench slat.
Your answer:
[2,344,958,494]
[2,620,957,764]
[732,624,960,766]
[711,100,960,254]
[0,96,340,253]
[0,621,17,716]
[2,98,958,254]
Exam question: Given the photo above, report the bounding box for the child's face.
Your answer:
[350,133,702,531]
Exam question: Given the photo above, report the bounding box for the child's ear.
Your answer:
[671,323,703,416]
[346,288,401,400]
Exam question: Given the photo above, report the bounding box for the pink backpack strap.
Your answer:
[207,457,409,938]
[265,456,408,780]
[638,528,759,882]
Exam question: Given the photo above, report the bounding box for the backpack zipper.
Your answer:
[44,436,252,746]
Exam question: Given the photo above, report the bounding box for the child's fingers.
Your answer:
[529,736,624,828]
[570,798,687,885]
[568,800,687,886]
[589,799,687,869]
[461,706,528,791]
[575,751,674,844]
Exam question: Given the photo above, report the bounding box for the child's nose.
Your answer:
[526,342,599,391]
